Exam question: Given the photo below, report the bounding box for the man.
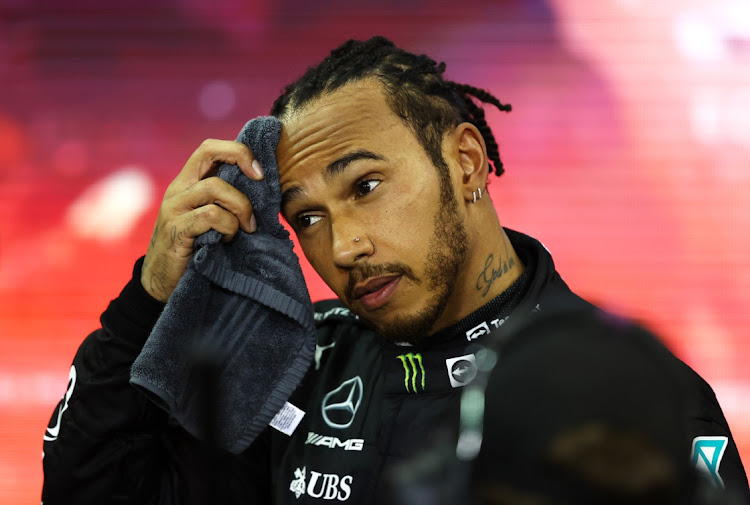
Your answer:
[42,36,749,504]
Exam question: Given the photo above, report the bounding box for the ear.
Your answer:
[450,123,489,204]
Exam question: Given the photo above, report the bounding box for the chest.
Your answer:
[268,337,468,503]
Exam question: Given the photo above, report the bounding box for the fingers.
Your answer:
[174,177,256,234]
[175,203,246,243]
[171,139,264,196]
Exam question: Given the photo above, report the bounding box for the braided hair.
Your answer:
[271,36,512,177]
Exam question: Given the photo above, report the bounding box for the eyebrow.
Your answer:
[325,149,386,179]
[281,149,387,215]
[281,186,306,217]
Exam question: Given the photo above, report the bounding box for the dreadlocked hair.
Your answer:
[271,36,512,177]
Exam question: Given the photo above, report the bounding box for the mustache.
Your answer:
[345,262,419,301]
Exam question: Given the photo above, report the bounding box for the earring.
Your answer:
[354,237,360,243]
[472,191,477,204]
[477,187,483,200]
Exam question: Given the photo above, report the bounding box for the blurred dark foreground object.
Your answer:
[379,306,747,505]
[471,307,744,505]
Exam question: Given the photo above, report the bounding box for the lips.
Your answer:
[352,275,401,310]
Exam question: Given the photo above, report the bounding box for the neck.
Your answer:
[430,212,524,334]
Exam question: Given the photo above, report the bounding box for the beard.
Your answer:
[352,179,469,346]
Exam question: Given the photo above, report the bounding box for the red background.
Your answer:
[1,1,748,502]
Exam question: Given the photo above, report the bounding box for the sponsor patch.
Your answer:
[397,353,425,393]
[321,377,363,429]
[466,321,490,341]
[290,466,353,501]
[691,436,728,488]
[315,307,358,321]
[446,354,478,388]
[306,432,364,451]
[290,467,307,499]
[315,342,336,370]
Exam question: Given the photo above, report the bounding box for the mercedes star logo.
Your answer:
[321,376,364,429]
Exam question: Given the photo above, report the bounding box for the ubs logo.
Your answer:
[321,376,363,430]
[290,466,353,501]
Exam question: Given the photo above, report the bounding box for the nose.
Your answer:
[331,220,373,269]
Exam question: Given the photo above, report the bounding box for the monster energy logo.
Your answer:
[397,353,425,393]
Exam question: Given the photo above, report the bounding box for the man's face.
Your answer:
[277,80,468,344]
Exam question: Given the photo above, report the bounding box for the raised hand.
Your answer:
[141,139,264,302]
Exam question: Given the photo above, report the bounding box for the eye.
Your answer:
[297,214,323,229]
[355,179,381,198]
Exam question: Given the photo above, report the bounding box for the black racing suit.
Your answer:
[42,230,750,504]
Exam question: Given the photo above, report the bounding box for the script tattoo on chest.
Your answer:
[476,253,516,297]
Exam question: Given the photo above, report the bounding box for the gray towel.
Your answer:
[130,116,316,454]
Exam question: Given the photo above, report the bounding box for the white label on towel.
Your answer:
[270,401,305,436]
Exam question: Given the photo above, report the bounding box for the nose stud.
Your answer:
[354,237,360,243]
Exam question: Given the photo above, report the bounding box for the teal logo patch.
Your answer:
[690,436,728,488]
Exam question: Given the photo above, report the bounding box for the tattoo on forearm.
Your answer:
[144,223,190,300]
[476,253,516,297]
[148,258,170,300]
